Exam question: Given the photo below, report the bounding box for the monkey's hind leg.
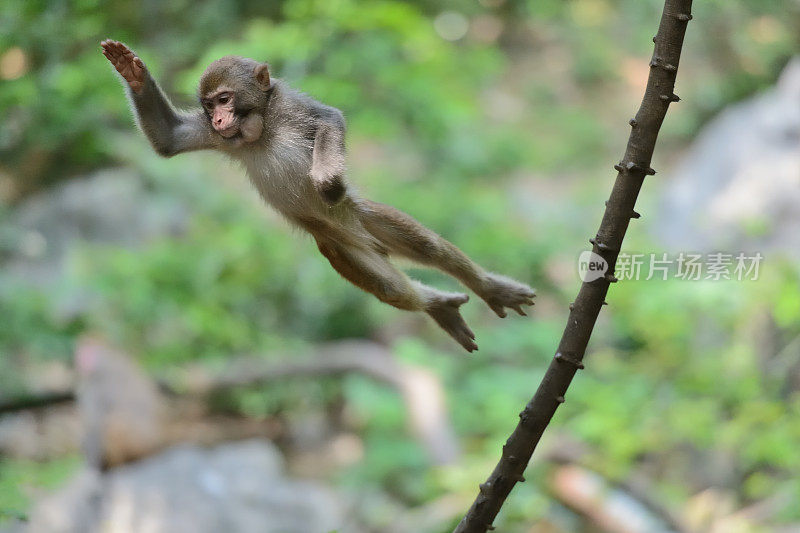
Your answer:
[359,200,535,318]
[315,240,478,352]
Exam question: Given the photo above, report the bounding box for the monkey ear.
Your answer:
[254,63,271,90]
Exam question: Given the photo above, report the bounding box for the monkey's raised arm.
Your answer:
[131,79,216,158]
[102,40,217,157]
[310,109,348,205]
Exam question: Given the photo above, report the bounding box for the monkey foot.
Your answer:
[479,273,536,318]
[101,39,146,93]
[426,293,478,353]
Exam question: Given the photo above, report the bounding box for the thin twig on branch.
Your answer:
[453,2,694,531]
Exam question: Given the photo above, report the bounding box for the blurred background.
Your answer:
[1,0,799,532]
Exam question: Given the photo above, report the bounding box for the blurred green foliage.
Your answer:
[0,456,80,523]
[1,0,799,530]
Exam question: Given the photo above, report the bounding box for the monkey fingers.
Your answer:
[101,39,146,93]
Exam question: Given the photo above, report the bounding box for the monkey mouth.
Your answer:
[216,126,239,138]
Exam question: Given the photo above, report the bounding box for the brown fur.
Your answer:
[102,40,536,351]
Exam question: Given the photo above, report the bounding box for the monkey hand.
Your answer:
[101,40,147,94]
[311,173,347,206]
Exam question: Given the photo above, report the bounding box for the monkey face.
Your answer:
[199,57,272,142]
[201,89,263,143]
[202,89,239,137]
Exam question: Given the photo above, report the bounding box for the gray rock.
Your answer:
[5,439,358,533]
[655,58,800,256]
[2,169,188,284]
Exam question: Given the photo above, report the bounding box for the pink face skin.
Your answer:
[202,89,238,138]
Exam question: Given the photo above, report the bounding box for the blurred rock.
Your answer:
[0,406,81,460]
[0,337,279,463]
[656,58,800,256]
[75,336,168,470]
[2,168,188,284]
[4,440,360,533]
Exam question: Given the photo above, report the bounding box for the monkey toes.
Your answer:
[426,293,478,353]
[480,273,536,318]
[101,39,146,93]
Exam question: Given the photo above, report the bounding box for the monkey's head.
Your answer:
[199,56,272,142]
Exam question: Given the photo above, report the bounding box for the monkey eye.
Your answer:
[202,101,214,111]
[218,94,231,105]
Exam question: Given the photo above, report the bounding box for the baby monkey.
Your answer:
[101,40,535,352]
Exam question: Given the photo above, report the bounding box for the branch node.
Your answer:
[555,352,585,369]
[479,482,492,494]
[628,118,637,127]
[556,395,566,404]
[589,236,616,252]
[605,273,619,283]
[631,210,641,219]
[602,301,608,306]
[677,13,693,21]
[569,302,575,311]
[487,526,496,531]
[614,163,624,172]
[623,161,656,175]
[517,475,526,483]
[660,93,681,102]
[650,57,678,72]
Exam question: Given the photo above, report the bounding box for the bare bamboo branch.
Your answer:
[453,2,694,531]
